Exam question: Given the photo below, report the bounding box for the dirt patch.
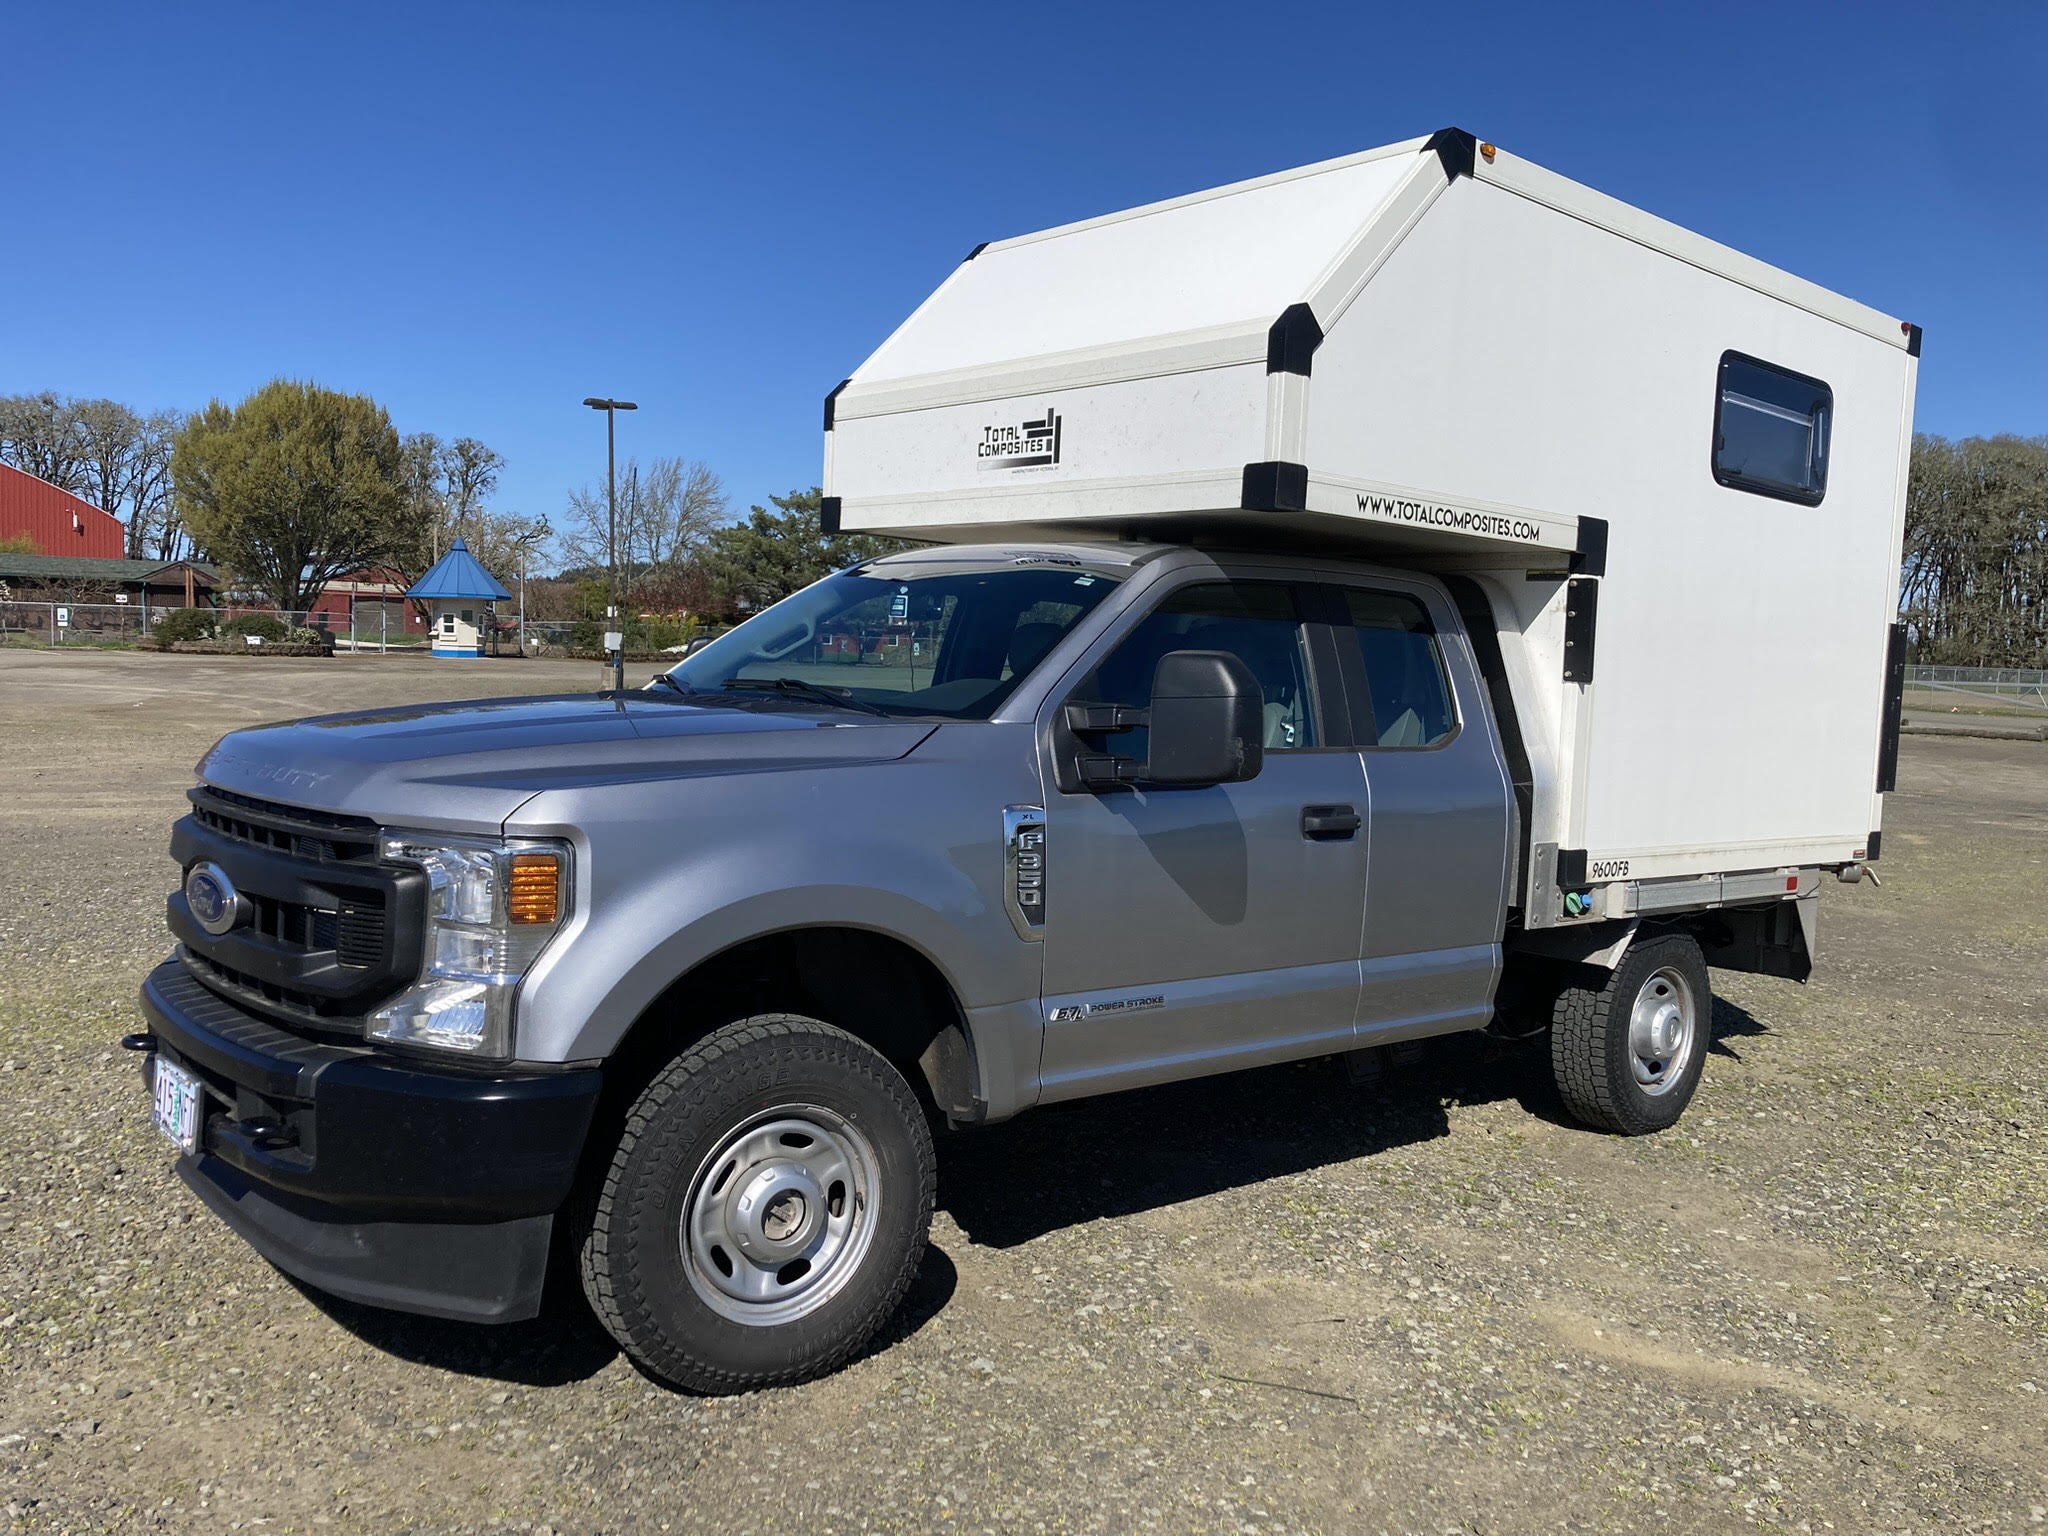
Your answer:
[1,650,2044,1534]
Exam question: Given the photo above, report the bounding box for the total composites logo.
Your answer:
[977,405,1062,471]
[1356,491,1542,543]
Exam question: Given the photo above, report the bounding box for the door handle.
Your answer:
[1301,804,1361,840]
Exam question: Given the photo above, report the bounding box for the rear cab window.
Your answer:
[1340,588,1456,749]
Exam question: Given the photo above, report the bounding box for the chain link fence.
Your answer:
[1905,664,2048,713]
[0,601,425,651]
[0,601,728,659]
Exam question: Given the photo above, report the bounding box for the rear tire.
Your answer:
[1549,932,1711,1134]
[579,1013,935,1393]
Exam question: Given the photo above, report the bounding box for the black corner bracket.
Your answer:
[1875,621,1907,793]
[819,496,842,535]
[1426,127,1478,181]
[1572,515,1609,578]
[964,240,990,262]
[822,378,851,433]
[1266,303,1324,377]
[1864,830,1883,863]
[1241,461,1309,513]
[1561,576,1598,684]
[1904,323,1923,358]
[1555,847,1588,887]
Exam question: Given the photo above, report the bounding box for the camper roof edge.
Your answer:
[838,130,1919,422]
[1470,144,1917,352]
[974,135,1435,258]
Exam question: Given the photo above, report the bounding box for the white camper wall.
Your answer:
[1306,173,1915,875]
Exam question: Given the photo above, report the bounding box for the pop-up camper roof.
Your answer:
[822,129,1916,566]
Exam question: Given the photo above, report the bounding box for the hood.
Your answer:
[196,692,939,835]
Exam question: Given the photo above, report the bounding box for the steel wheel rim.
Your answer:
[679,1104,881,1327]
[1626,965,1697,1095]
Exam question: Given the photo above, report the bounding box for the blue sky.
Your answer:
[5,1,2042,562]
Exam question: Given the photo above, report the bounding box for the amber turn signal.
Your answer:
[507,853,561,924]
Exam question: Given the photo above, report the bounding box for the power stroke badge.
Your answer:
[977,405,1062,471]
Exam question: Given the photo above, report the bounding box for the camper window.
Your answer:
[1713,352,1832,505]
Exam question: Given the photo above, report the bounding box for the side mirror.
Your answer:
[1143,650,1264,787]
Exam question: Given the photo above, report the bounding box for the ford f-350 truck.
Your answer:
[135,131,1916,1392]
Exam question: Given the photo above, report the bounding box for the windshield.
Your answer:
[659,559,1124,719]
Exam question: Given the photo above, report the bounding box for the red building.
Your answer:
[0,463,126,557]
[304,567,429,636]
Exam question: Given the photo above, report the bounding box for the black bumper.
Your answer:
[138,959,602,1323]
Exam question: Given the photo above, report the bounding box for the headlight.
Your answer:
[367,834,570,1058]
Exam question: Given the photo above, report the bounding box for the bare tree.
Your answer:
[130,411,182,559]
[1901,433,2048,666]
[0,393,91,493]
[394,432,449,570]
[457,510,553,592]
[557,484,612,577]
[69,399,143,519]
[560,455,726,603]
[385,433,507,572]
[445,437,503,536]
[1,394,189,559]
[631,457,727,569]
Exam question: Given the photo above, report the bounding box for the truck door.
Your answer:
[1327,580,1513,1037]
[1034,578,1367,1100]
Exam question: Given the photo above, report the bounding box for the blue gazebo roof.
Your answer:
[406,538,510,601]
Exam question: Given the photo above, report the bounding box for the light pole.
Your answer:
[582,396,638,692]
[512,517,551,657]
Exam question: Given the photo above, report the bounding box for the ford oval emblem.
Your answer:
[184,861,242,937]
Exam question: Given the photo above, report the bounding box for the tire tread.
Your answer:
[1549,933,1710,1136]
[578,1013,935,1394]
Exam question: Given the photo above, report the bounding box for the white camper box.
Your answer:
[823,129,1918,930]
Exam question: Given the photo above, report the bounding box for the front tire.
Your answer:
[579,1014,935,1393]
[1550,932,1711,1134]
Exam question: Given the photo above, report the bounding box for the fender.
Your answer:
[508,742,1049,1077]
[526,859,1030,1062]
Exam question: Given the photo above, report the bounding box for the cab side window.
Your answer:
[1087,582,1319,756]
[1343,589,1455,748]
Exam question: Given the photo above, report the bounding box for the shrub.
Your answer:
[220,613,290,643]
[152,607,217,644]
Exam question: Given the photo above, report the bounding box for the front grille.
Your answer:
[185,949,324,1020]
[249,890,387,967]
[173,786,424,1032]
[191,787,379,864]
[314,901,388,966]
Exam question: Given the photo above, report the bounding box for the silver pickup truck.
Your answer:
[136,540,1812,1392]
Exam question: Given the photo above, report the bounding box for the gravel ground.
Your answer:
[2,649,2044,1536]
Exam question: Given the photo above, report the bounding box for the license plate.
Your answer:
[152,1057,204,1156]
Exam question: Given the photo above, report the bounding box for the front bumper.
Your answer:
[137,959,602,1323]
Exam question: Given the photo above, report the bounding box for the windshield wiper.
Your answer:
[720,677,891,716]
[646,672,696,697]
